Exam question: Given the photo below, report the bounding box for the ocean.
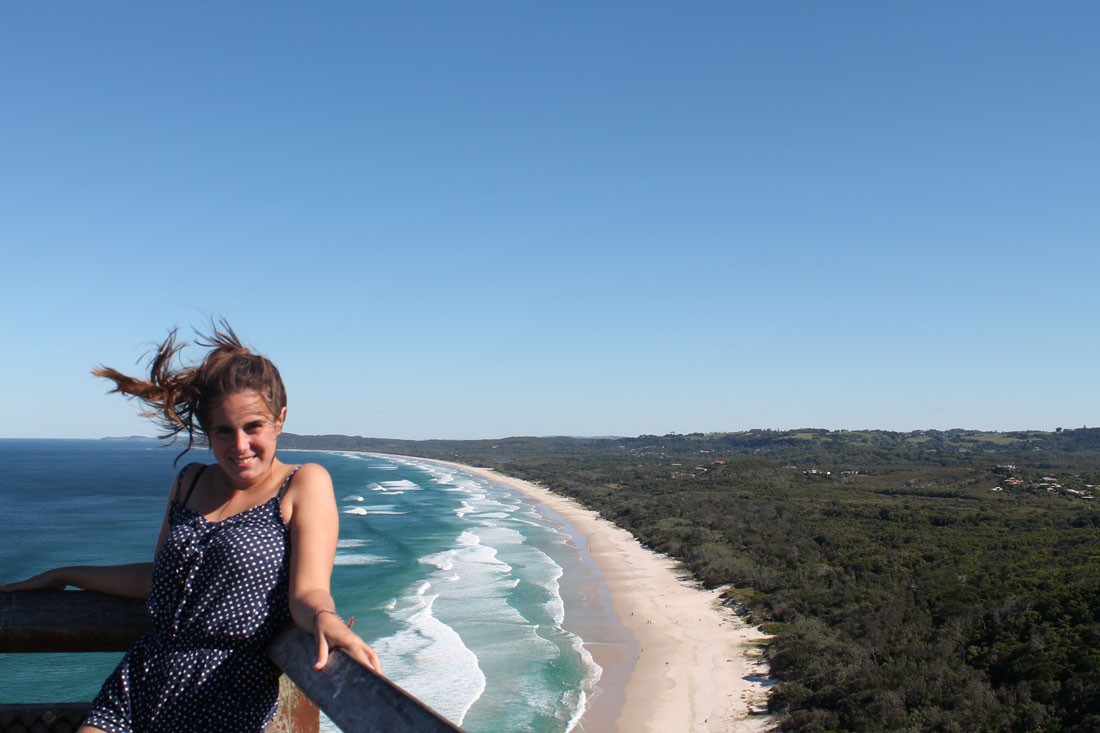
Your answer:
[0,439,608,732]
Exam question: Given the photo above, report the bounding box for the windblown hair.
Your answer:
[93,321,287,462]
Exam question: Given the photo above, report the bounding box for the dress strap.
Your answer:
[176,464,208,509]
[277,466,302,501]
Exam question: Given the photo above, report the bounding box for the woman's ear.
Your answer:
[275,407,287,435]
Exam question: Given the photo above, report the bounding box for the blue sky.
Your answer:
[2,2,1097,440]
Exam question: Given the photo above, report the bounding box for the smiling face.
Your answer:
[207,390,287,489]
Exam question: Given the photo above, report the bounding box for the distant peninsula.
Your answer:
[99,435,161,442]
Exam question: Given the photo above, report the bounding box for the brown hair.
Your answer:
[93,321,287,461]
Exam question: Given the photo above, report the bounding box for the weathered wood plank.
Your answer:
[0,590,150,653]
[267,676,320,733]
[268,625,462,733]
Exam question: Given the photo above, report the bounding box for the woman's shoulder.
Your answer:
[171,461,211,496]
[284,462,333,496]
[289,461,331,482]
[281,462,335,525]
[176,461,210,477]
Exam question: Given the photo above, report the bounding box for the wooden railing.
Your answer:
[0,590,461,733]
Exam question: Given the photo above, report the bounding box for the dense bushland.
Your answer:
[284,428,1100,732]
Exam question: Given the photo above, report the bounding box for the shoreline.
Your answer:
[389,455,774,733]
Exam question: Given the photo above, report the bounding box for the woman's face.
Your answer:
[207,390,286,488]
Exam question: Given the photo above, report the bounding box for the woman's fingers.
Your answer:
[313,630,331,670]
[0,572,63,592]
[312,614,381,673]
[313,628,381,674]
[348,643,381,674]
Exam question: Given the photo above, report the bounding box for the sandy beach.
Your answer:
[405,457,774,733]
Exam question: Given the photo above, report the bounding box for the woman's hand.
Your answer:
[0,569,68,592]
[313,611,382,674]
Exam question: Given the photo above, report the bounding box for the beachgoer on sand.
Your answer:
[0,322,381,732]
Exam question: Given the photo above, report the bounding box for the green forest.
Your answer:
[283,428,1100,732]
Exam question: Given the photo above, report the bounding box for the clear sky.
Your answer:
[2,2,1097,440]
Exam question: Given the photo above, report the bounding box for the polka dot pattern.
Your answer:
[85,464,299,733]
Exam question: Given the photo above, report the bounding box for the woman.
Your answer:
[1,323,380,732]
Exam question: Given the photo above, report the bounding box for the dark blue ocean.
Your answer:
[0,440,607,732]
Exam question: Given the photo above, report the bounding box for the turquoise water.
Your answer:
[0,440,603,732]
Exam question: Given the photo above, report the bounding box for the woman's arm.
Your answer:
[286,463,382,673]
[0,563,153,599]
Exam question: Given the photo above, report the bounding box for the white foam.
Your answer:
[333,554,394,566]
[381,479,420,489]
[421,549,456,572]
[367,480,406,496]
[373,586,485,726]
[347,502,398,511]
[343,507,408,516]
[563,635,602,733]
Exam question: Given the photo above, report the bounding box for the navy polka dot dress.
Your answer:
[85,464,299,733]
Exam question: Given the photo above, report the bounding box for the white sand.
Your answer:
[400,457,775,733]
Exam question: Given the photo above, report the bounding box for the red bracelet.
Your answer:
[314,608,343,624]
